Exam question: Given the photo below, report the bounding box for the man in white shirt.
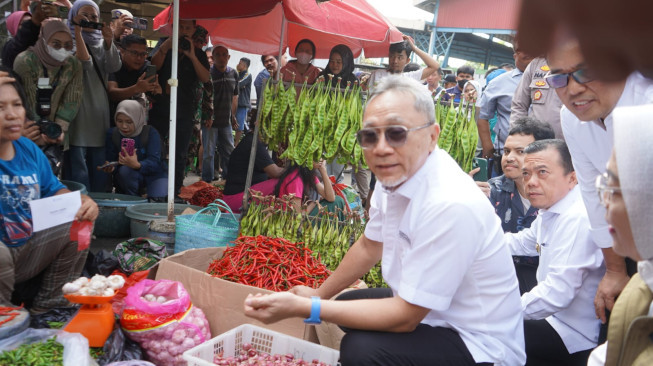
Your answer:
[547,35,653,324]
[355,35,440,208]
[505,139,605,365]
[243,76,525,365]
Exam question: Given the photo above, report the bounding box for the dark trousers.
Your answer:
[524,319,592,366]
[336,289,491,366]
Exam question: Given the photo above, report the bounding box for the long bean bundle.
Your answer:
[259,76,366,170]
[436,98,478,172]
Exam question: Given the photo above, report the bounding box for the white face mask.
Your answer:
[47,45,72,62]
[295,52,312,65]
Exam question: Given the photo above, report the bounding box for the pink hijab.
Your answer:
[7,11,30,37]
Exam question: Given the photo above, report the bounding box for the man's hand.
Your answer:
[22,122,42,143]
[97,161,116,174]
[244,292,308,324]
[468,167,490,197]
[231,115,238,130]
[136,73,159,94]
[30,1,48,25]
[113,14,132,41]
[76,194,99,222]
[290,285,321,299]
[402,34,416,50]
[118,147,140,170]
[181,36,196,59]
[595,269,630,323]
[203,119,213,128]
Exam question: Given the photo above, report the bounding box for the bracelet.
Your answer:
[303,296,321,324]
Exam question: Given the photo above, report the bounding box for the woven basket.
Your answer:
[174,200,240,253]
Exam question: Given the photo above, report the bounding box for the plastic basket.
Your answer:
[174,200,240,253]
[182,324,340,366]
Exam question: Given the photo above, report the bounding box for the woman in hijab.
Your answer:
[65,0,121,193]
[280,39,321,84]
[101,100,167,200]
[320,44,358,87]
[6,11,31,38]
[462,80,482,104]
[13,20,83,147]
[587,105,653,366]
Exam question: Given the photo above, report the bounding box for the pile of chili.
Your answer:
[207,236,330,291]
[0,304,23,327]
[189,186,223,207]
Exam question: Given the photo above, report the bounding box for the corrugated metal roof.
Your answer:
[434,0,520,30]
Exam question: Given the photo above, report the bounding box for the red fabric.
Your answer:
[278,171,318,199]
[154,0,403,58]
[222,178,278,213]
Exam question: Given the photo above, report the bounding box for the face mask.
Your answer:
[47,45,71,62]
[458,79,468,89]
[295,52,312,65]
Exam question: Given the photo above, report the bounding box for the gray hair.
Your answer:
[367,75,436,124]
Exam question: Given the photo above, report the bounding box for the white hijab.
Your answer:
[613,104,653,291]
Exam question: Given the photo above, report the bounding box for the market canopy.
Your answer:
[153,0,404,58]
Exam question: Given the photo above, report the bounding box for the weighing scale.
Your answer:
[63,293,115,347]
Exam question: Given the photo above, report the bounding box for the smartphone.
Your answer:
[121,138,135,156]
[79,19,104,30]
[145,64,157,80]
[98,161,119,169]
[126,17,148,31]
[472,157,489,182]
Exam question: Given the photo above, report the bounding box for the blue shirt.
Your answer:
[478,68,523,151]
[488,174,538,233]
[0,137,65,246]
[441,86,463,103]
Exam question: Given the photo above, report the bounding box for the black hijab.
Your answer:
[320,44,358,87]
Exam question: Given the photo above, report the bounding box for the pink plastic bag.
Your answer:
[120,279,211,366]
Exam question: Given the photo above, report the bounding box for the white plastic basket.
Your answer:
[182,324,340,366]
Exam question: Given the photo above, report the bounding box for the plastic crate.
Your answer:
[183,324,340,366]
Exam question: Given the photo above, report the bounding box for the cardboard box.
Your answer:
[155,247,312,340]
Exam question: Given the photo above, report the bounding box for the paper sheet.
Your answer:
[29,191,81,232]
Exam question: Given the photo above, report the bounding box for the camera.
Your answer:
[79,19,103,30]
[35,87,62,140]
[126,17,148,31]
[179,37,191,51]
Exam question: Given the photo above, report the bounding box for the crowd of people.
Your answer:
[1,1,653,365]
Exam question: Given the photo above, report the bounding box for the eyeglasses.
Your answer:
[595,172,622,207]
[80,13,99,21]
[124,49,148,58]
[545,68,594,88]
[356,122,434,149]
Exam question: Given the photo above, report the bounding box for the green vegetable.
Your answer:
[0,336,64,366]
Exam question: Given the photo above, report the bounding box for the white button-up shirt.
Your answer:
[365,149,526,365]
[561,72,653,248]
[505,186,605,353]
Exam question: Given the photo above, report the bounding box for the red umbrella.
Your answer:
[153,0,403,58]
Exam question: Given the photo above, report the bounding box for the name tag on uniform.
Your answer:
[37,78,51,88]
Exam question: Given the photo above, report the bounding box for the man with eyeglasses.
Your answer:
[243,76,526,366]
[473,117,556,294]
[108,34,161,125]
[504,139,604,366]
[548,35,653,326]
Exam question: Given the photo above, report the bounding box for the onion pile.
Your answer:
[213,343,330,366]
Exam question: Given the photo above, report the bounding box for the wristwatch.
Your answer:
[304,296,322,324]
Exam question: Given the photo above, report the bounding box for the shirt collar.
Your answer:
[511,68,524,78]
[498,175,516,193]
[383,149,439,199]
[539,185,580,216]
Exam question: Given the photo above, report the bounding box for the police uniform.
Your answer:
[510,57,564,139]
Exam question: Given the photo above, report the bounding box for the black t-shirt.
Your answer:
[223,133,274,195]
[108,61,149,125]
[211,66,239,128]
[151,45,210,119]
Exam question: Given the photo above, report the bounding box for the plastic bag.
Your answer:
[120,280,211,366]
[97,326,144,365]
[0,328,91,366]
[110,270,149,315]
[29,307,78,329]
[83,250,120,277]
[113,238,167,275]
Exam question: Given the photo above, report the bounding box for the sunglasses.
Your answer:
[545,68,594,88]
[356,122,433,149]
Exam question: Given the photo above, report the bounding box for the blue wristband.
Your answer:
[304,296,321,324]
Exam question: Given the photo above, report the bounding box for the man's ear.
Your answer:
[568,171,578,186]
[429,123,440,152]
